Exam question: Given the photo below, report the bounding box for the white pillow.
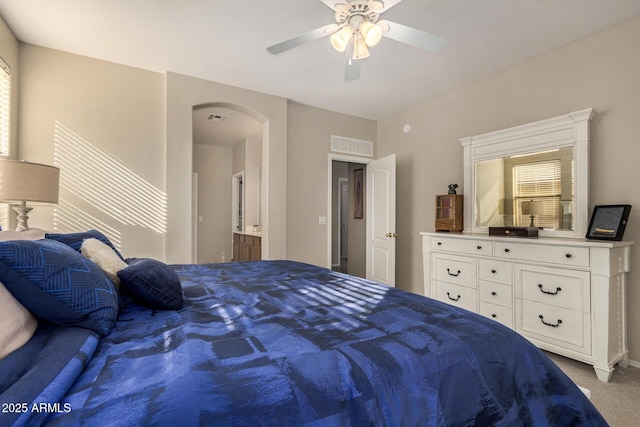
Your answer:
[81,238,128,287]
[0,282,38,359]
[0,228,47,241]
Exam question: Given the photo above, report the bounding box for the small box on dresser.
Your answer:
[421,231,633,382]
[435,194,463,232]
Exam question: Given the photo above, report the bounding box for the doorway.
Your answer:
[331,160,367,278]
[192,103,263,264]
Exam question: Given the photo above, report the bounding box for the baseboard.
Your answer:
[627,358,640,369]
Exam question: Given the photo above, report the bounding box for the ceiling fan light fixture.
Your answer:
[359,20,383,46]
[352,34,370,60]
[330,25,354,52]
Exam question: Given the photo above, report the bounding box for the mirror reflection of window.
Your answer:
[475,147,574,231]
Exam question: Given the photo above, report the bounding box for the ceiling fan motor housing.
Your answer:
[334,1,382,27]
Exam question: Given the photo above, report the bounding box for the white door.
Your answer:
[366,154,396,287]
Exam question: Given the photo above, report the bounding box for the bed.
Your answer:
[0,230,606,426]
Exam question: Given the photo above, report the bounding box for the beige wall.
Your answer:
[287,102,376,267]
[377,16,640,363]
[18,44,166,259]
[193,143,232,263]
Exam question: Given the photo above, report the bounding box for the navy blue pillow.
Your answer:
[0,239,119,337]
[45,230,124,261]
[117,258,183,310]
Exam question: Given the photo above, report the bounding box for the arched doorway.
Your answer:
[192,102,264,263]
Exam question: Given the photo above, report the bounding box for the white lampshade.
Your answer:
[359,20,383,46]
[352,34,370,60]
[0,159,60,230]
[330,26,354,52]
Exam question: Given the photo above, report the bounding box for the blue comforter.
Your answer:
[3,260,605,426]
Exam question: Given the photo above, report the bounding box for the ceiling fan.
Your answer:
[266,0,448,81]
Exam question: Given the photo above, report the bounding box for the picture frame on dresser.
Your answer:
[586,204,632,241]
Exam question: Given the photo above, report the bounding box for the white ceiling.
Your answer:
[1,0,639,127]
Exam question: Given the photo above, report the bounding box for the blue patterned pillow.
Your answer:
[118,258,183,310]
[45,230,124,261]
[0,239,119,336]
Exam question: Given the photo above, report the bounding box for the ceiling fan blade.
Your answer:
[267,24,339,55]
[378,0,405,13]
[318,0,347,11]
[378,20,448,54]
[344,44,361,81]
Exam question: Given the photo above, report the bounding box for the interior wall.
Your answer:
[244,138,261,230]
[17,44,166,259]
[287,101,376,267]
[377,15,640,363]
[193,143,232,263]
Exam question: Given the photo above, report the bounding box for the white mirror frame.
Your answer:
[460,108,594,237]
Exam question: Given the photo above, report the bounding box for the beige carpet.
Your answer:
[547,352,640,427]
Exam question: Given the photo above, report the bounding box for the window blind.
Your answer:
[0,57,10,228]
[0,57,9,158]
[513,160,561,228]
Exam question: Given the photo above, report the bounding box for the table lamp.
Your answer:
[0,159,60,231]
[522,200,543,228]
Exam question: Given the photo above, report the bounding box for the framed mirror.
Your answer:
[460,108,594,237]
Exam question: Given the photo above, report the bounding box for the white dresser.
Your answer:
[421,231,632,382]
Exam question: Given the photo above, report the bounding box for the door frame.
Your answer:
[326,154,373,269]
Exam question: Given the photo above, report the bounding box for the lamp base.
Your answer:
[12,202,33,231]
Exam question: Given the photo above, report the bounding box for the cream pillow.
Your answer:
[81,238,128,287]
[0,282,38,359]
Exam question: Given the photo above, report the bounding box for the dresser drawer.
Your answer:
[495,241,589,268]
[516,264,590,312]
[478,280,512,307]
[479,301,513,329]
[516,300,590,354]
[435,281,477,312]
[433,254,476,288]
[431,236,492,256]
[478,259,512,285]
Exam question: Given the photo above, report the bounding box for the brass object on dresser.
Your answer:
[435,194,463,232]
[232,233,261,261]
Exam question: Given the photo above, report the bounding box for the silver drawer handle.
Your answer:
[538,284,562,295]
[539,315,563,328]
[447,268,461,277]
[446,292,461,302]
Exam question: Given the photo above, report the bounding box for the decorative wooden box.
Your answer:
[488,226,539,237]
[435,194,463,232]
